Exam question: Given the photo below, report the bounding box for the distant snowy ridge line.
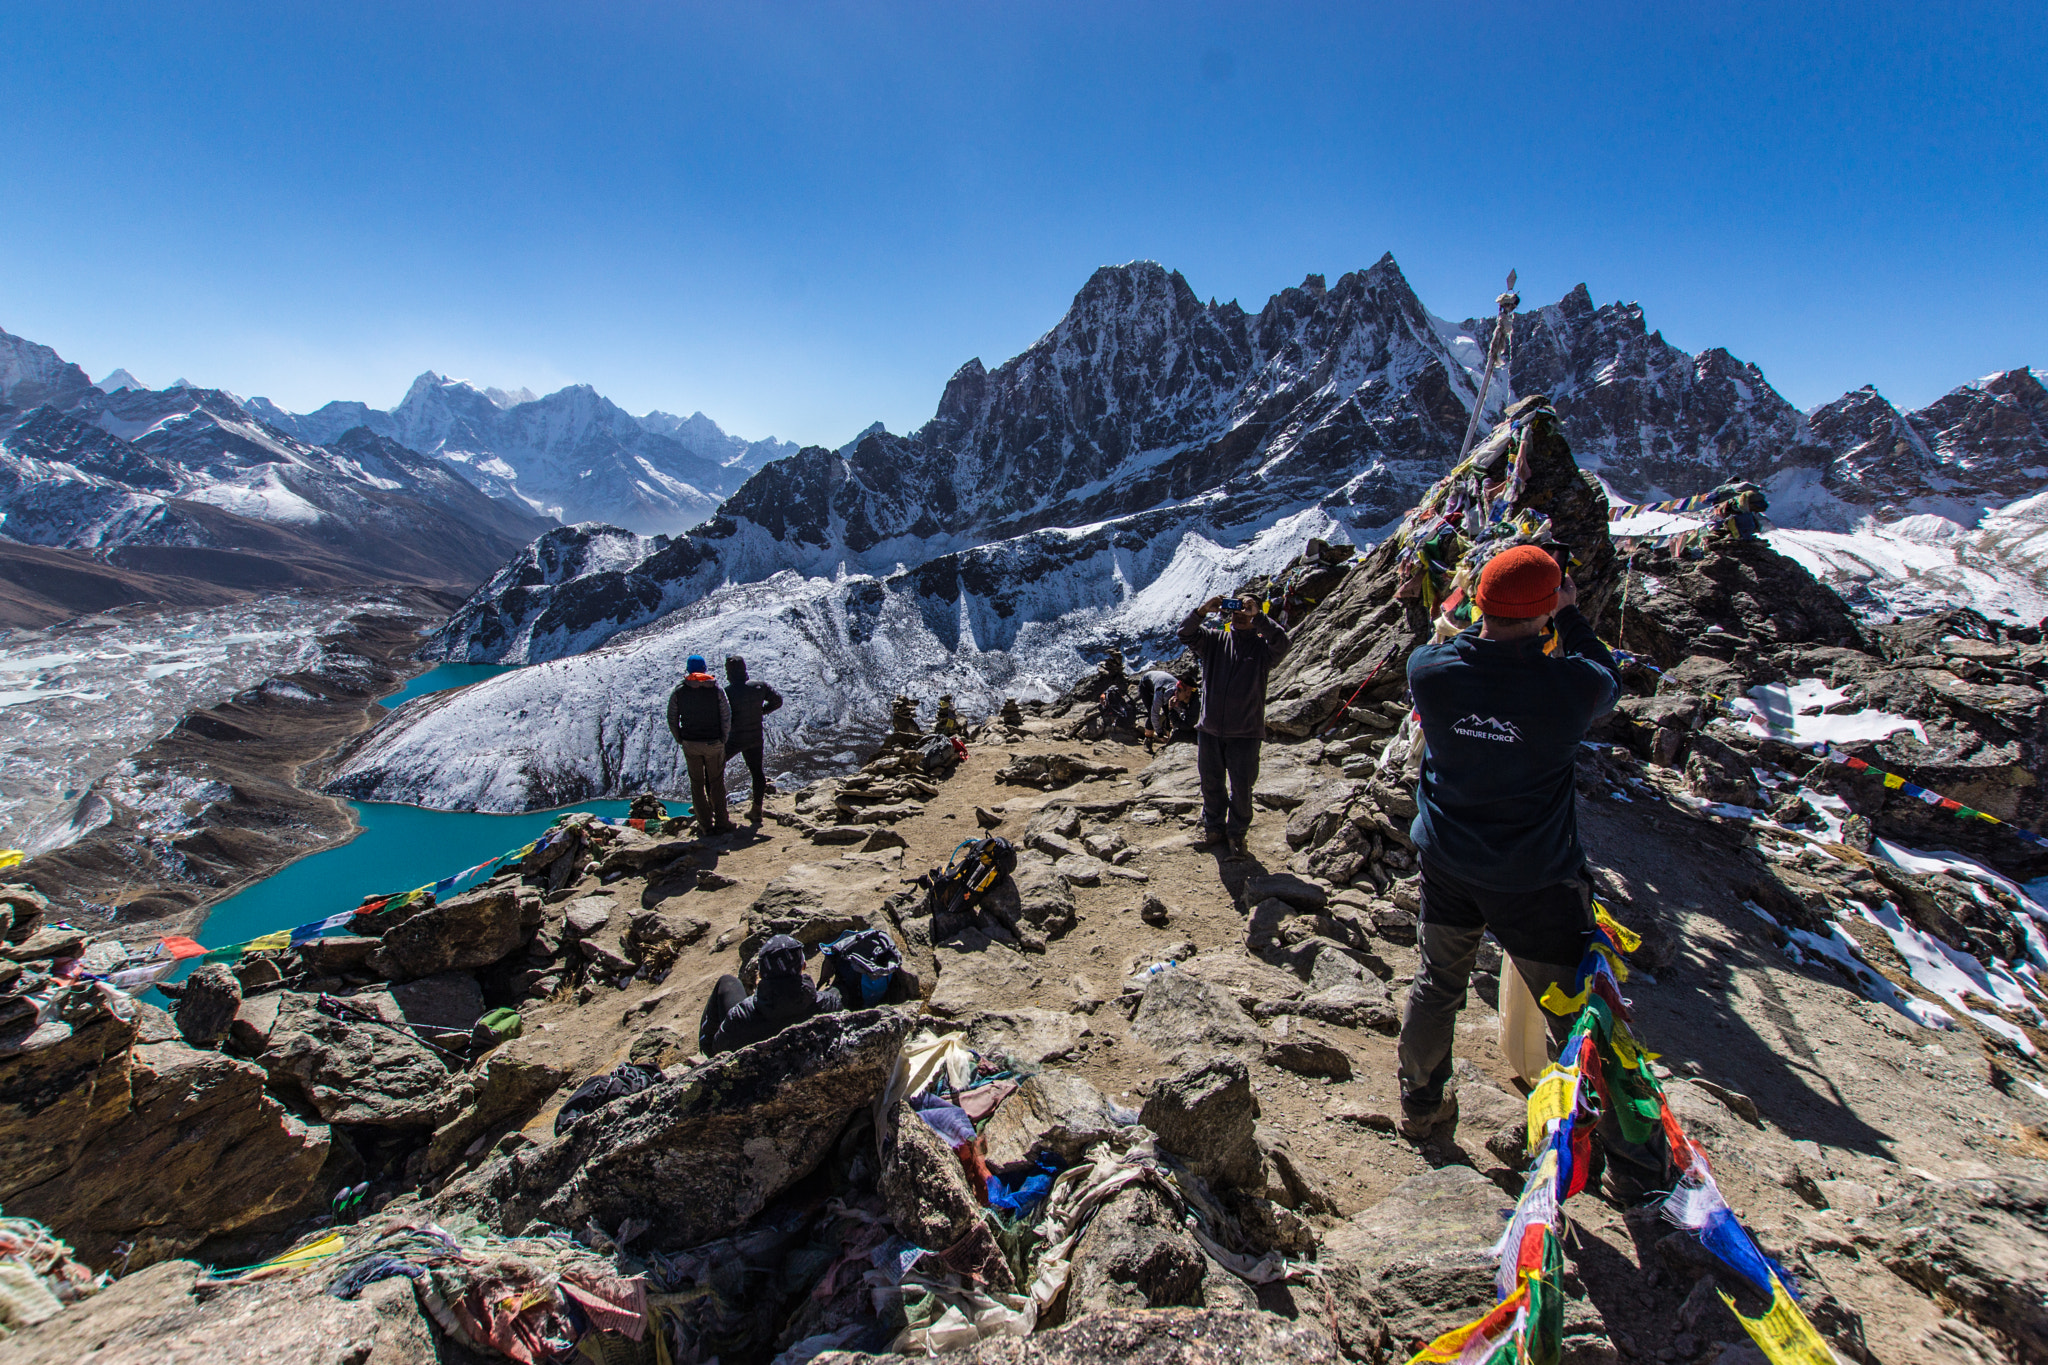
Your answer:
[327,507,1340,812]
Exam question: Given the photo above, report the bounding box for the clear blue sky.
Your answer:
[2,2,2040,448]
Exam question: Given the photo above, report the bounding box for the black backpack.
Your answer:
[821,927,906,1006]
[920,835,1018,922]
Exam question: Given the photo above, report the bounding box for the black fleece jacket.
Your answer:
[1406,605,1620,891]
[1176,608,1292,739]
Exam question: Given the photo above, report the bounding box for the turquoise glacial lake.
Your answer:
[179,662,655,963]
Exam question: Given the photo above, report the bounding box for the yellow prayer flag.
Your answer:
[1525,1066,1579,1150]
[1540,981,1593,1016]
[1718,1277,1837,1365]
[1882,773,1904,789]
[244,930,291,953]
[1594,902,1642,953]
[0,849,21,869]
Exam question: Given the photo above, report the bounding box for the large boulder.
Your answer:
[1064,1183,1206,1313]
[980,1070,1123,1171]
[1877,1173,2048,1359]
[174,963,242,1047]
[6,1256,444,1365]
[966,1007,1094,1067]
[421,1043,576,1173]
[0,1005,329,1267]
[365,886,524,982]
[1317,1165,1508,1357]
[979,850,1078,948]
[1140,1056,1262,1190]
[261,991,456,1129]
[816,1308,1337,1364]
[879,1100,989,1261]
[1130,969,1265,1066]
[438,1007,916,1249]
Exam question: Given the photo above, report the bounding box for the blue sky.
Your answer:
[1,2,2040,447]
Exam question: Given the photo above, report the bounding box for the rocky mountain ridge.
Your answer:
[355,258,2043,815]
[246,369,798,535]
[0,359,556,613]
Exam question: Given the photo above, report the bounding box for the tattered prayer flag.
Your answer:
[0,849,21,870]
[1525,1067,1579,1147]
[1719,1276,1834,1365]
[1594,903,1642,954]
[159,935,207,959]
[1405,1283,1528,1363]
[1539,979,1593,1015]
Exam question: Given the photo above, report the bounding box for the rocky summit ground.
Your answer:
[6,406,2048,1365]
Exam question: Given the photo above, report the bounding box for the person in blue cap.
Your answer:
[667,653,734,837]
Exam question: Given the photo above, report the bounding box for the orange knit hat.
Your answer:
[1475,544,1562,618]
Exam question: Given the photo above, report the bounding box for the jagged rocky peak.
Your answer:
[1477,282,1817,501]
[1805,369,2048,516]
[0,325,98,411]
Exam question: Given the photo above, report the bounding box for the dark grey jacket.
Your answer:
[1176,607,1292,739]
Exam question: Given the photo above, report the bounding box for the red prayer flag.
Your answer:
[159,935,207,959]
[1937,797,1962,811]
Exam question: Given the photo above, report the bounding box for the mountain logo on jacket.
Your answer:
[1452,714,1522,743]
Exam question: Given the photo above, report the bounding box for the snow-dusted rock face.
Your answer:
[1476,284,1827,502]
[0,327,97,412]
[431,257,1485,667]
[329,507,1338,810]
[0,373,554,590]
[252,374,797,535]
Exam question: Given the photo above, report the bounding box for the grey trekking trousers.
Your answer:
[1397,859,1671,1194]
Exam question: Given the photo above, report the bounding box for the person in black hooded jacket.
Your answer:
[723,655,783,825]
[698,934,842,1056]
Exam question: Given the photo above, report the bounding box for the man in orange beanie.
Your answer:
[1393,544,1670,1200]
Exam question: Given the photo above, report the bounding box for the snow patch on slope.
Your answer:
[330,508,1340,811]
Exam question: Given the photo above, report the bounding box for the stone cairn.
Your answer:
[933,694,963,736]
[883,693,923,749]
[1000,696,1025,728]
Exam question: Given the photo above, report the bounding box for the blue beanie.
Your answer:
[687,655,707,673]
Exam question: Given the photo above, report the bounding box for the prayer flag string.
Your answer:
[184,827,562,965]
[1404,904,1833,1365]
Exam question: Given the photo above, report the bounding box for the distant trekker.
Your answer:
[1177,595,1291,855]
[723,656,784,826]
[667,653,735,837]
[1137,667,1180,740]
[1394,544,1672,1202]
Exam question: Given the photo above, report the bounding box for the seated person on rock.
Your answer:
[698,933,843,1056]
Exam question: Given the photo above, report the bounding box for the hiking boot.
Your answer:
[1191,829,1229,850]
[1398,1090,1457,1141]
[1228,831,1250,857]
[747,801,764,825]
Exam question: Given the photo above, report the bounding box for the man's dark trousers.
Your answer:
[731,744,767,805]
[1196,732,1260,838]
[1398,857,1667,1193]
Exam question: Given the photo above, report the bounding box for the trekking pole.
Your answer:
[1453,270,1520,465]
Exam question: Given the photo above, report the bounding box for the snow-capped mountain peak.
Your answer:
[94,367,148,394]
